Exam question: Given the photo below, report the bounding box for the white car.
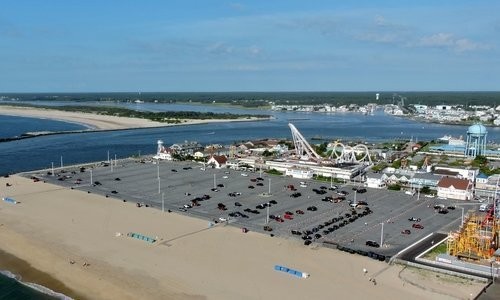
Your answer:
[222,175,228,179]
[219,217,228,222]
[241,173,248,177]
[424,194,435,198]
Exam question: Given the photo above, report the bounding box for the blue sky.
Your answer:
[0,0,499,92]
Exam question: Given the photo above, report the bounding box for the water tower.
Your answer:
[464,123,487,158]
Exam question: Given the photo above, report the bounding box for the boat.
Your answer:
[438,135,452,142]
[207,132,215,135]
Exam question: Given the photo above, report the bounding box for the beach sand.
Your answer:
[0,175,487,300]
[0,105,267,131]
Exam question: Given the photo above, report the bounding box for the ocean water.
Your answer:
[0,271,65,300]
[0,115,88,139]
[1,100,499,298]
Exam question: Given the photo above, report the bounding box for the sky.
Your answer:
[0,0,499,92]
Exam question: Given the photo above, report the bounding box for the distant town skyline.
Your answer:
[0,0,499,92]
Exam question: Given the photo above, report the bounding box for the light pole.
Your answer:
[213,174,216,189]
[380,222,384,247]
[268,178,272,195]
[354,190,357,205]
[158,176,161,194]
[266,202,270,224]
[60,155,63,168]
[90,169,93,186]
[157,164,160,179]
[107,150,110,163]
[51,162,54,176]
[115,154,117,166]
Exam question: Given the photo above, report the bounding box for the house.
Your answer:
[207,155,228,169]
[410,173,441,190]
[171,141,202,155]
[433,166,478,182]
[153,145,174,161]
[475,174,499,199]
[365,172,386,189]
[193,151,205,160]
[436,177,473,200]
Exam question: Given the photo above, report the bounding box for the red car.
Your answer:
[275,217,284,223]
[284,214,293,220]
[412,223,424,229]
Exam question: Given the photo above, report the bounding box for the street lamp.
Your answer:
[268,178,272,195]
[90,169,93,186]
[51,162,54,176]
[158,176,161,194]
[380,222,384,247]
[266,202,271,224]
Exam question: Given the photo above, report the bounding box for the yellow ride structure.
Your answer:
[447,210,499,261]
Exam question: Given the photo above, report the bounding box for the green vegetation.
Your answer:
[266,169,283,176]
[1,103,270,122]
[423,243,448,260]
[420,186,432,195]
[391,159,402,169]
[313,142,328,157]
[387,184,401,191]
[471,155,500,176]
[3,91,499,107]
[371,162,388,172]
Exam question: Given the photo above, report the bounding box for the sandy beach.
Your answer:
[0,175,487,299]
[0,105,268,131]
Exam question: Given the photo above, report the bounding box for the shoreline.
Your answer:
[0,105,271,133]
[0,247,85,299]
[0,174,488,300]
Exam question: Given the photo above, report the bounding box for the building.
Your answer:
[436,177,473,200]
[433,166,478,182]
[285,166,314,179]
[365,172,386,189]
[464,123,488,158]
[409,172,441,190]
[171,141,202,155]
[153,140,174,161]
[206,155,228,169]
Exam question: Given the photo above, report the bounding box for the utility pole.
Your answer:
[51,162,54,176]
[380,222,384,247]
[162,192,165,212]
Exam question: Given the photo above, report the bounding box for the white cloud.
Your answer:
[414,33,489,52]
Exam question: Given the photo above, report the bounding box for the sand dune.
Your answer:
[0,175,486,299]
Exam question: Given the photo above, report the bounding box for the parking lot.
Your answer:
[27,158,474,258]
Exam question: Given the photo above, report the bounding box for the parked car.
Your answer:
[401,229,411,235]
[366,240,380,248]
[408,217,421,222]
[306,206,317,211]
[234,202,242,207]
[295,209,305,215]
[438,208,449,214]
[412,223,424,229]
